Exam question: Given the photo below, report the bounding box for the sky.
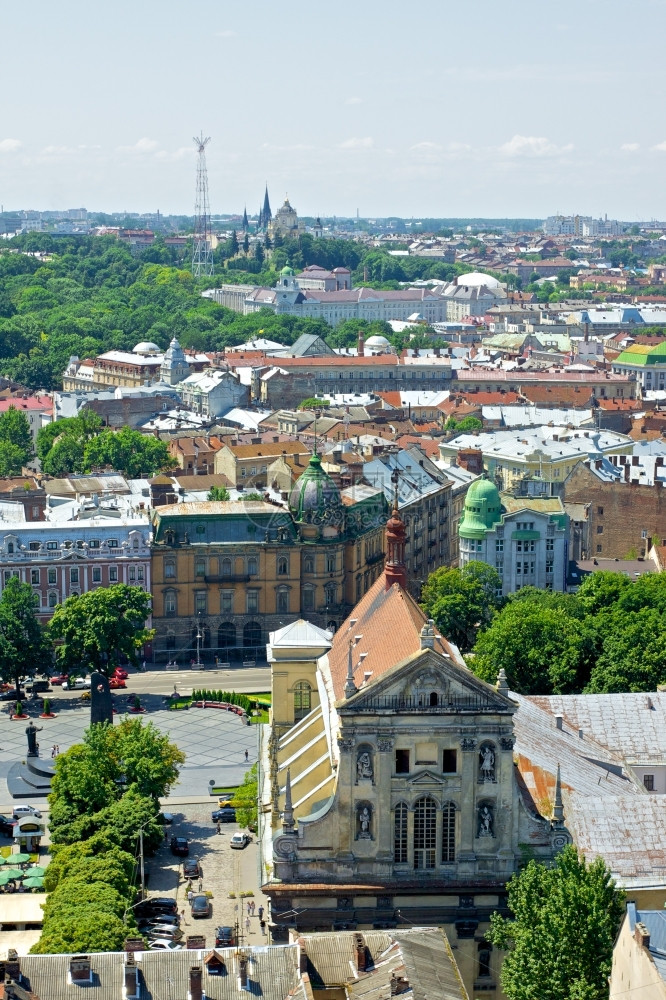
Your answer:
[2,0,666,219]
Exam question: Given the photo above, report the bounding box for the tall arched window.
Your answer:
[294,681,312,721]
[413,796,436,870]
[303,555,314,574]
[221,558,232,577]
[442,802,457,862]
[164,590,177,615]
[277,556,289,576]
[394,803,408,864]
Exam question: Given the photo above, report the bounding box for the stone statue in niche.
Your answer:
[357,804,372,839]
[356,750,373,781]
[477,804,494,838]
[479,745,495,781]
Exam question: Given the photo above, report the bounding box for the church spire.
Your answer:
[242,205,248,231]
[553,764,564,827]
[384,469,407,591]
[263,184,272,223]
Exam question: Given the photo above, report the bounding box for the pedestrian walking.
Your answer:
[258,905,264,920]
[187,889,194,906]
[245,915,251,934]
[51,745,56,759]
[216,820,221,834]
[198,878,203,892]
[180,908,186,924]
[245,749,249,762]
[260,919,266,935]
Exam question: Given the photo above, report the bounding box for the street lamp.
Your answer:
[195,614,203,668]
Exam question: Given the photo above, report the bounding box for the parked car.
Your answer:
[12,805,42,820]
[191,894,211,919]
[183,859,201,879]
[135,897,178,918]
[50,674,69,686]
[109,677,126,689]
[146,924,183,942]
[114,667,129,680]
[26,680,50,694]
[138,919,181,935]
[211,807,236,823]
[0,815,16,836]
[230,832,251,850]
[62,676,91,691]
[0,689,21,701]
[138,912,180,928]
[170,836,189,857]
[215,926,236,947]
[148,939,183,951]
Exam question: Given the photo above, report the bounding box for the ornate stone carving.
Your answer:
[479,743,496,782]
[338,737,354,753]
[378,737,394,753]
[460,737,477,752]
[477,804,494,838]
[500,736,515,751]
[356,804,372,840]
[337,897,353,909]
[459,894,474,909]
[356,749,374,781]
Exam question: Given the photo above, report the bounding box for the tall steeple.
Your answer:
[263,184,272,224]
[242,206,248,231]
[385,470,407,591]
[552,764,564,827]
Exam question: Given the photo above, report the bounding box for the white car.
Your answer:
[12,805,42,820]
[148,939,183,951]
[62,677,91,691]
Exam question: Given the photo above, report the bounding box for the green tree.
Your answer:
[488,845,624,1000]
[0,441,28,476]
[47,584,154,677]
[36,410,102,476]
[229,230,239,256]
[234,763,258,830]
[575,570,632,615]
[83,426,176,478]
[0,577,51,694]
[0,405,33,468]
[421,561,503,652]
[254,241,265,266]
[444,415,483,434]
[472,597,591,694]
[44,833,130,891]
[299,397,329,410]
[31,910,129,954]
[585,607,666,693]
[207,485,230,500]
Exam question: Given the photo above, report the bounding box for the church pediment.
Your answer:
[340,647,515,716]
[407,768,450,787]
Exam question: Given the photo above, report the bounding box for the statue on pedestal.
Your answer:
[90,672,113,726]
[25,721,42,757]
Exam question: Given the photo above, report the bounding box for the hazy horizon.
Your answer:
[2,0,664,220]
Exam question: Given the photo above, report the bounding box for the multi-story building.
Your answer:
[612,341,666,391]
[451,368,636,400]
[176,369,248,418]
[458,478,568,595]
[0,496,151,621]
[362,447,452,595]
[149,456,388,661]
[214,441,312,489]
[439,426,634,490]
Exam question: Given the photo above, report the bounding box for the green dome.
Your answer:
[281,265,294,276]
[459,477,502,539]
[289,453,344,527]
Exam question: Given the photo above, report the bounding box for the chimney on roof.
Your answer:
[124,955,139,998]
[5,952,19,983]
[189,966,203,1000]
[354,933,367,972]
[358,329,365,356]
[69,956,92,984]
[238,954,249,991]
[496,668,509,696]
[298,941,308,975]
[635,922,651,950]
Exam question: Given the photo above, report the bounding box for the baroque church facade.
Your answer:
[260,501,571,998]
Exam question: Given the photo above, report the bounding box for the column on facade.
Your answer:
[458,737,477,863]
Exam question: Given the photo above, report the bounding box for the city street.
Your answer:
[41,665,271,701]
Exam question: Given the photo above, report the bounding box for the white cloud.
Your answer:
[653,141,666,151]
[621,142,640,152]
[410,141,442,152]
[345,96,362,105]
[0,138,21,153]
[118,137,159,154]
[216,29,236,37]
[338,137,374,150]
[498,134,573,157]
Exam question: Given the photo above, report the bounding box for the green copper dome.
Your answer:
[280,265,294,276]
[289,453,344,527]
[459,477,502,539]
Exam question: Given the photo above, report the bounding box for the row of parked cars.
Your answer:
[0,667,130,700]
[134,894,213,950]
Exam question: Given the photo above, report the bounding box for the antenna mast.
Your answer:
[192,132,214,278]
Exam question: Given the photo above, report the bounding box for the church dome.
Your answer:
[281,265,294,276]
[133,341,161,355]
[289,453,344,527]
[366,335,390,348]
[459,477,502,539]
[455,272,505,292]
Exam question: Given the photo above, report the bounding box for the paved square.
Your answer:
[0,702,258,807]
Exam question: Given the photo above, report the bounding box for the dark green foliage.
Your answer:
[0,405,33,472]
[444,415,483,434]
[192,689,252,712]
[488,845,624,1000]
[421,561,503,651]
[234,763,258,830]
[207,485,230,500]
[0,577,52,693]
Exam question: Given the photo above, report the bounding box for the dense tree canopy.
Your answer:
[0,577,52,693]
[0,405,33,474]
[47,584,154,676]
[488,846,624,1000]
[421,561,503,651]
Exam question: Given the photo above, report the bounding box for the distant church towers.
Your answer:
[258,185,272,231]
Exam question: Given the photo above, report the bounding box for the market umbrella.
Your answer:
[1,869,23,880]
[4,854,31,865]
[26,866,45,877]
[22,877,44,889]
[0,872,16,885]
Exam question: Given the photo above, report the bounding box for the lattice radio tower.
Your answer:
[192,132,214,278]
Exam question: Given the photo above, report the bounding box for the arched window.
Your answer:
[394,803,408,864]
[221,558,232,577]
[303,555,314,574]
[247,556,258,575]
[429,692,438,707]
[413,796,436,870]
[301,586,314,612]
[442,802,457,862]
[325,583,337,606]
[218,622,236,650]
[294,681,311,721]
[164,590,177,615]
[478,944,492,980]
[276,588,289,614]
[48,591,58,608]
[6,542,13,554]
[277,556,289,576]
